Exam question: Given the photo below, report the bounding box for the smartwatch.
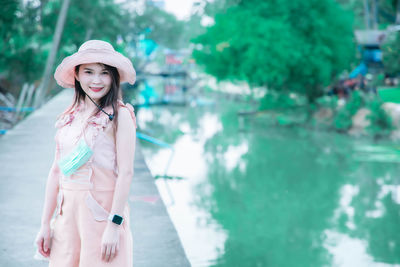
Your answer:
[108,214,124,225]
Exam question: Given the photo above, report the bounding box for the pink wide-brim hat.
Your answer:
[54,40,136,88]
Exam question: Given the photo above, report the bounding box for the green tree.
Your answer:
[192,0,356,103]
[337,0,400,29]
[1,0,198,99]
[0,0,130,97]
[382,32,400,76]
[131,4,187,50]
[0,0,20,75]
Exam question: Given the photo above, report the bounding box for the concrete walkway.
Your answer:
[0,89,190,266]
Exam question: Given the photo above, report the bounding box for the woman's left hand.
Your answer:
[101,223,121,262]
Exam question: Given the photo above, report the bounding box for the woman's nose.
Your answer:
[92,74,102,84]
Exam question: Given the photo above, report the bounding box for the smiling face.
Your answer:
[75,63,112,103]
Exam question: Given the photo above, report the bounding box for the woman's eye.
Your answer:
[84,71,92,74]
[102,72,109,75]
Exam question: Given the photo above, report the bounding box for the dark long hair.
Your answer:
[60,63,122,132]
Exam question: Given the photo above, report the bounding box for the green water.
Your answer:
[128,80,400,267]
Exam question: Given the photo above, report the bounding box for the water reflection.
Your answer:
[131,78,400,267]
[135,92,228,264]
[197,126,346,266]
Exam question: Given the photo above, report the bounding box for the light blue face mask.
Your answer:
[58,138,93,177]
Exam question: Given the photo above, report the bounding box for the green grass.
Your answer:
[378,87,400,103]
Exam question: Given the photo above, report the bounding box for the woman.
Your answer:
[35,40,137,267]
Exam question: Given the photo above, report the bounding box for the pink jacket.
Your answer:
[53,99,137,218]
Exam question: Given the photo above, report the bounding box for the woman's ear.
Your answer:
[74,72,80,82]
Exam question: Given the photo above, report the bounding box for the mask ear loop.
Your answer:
[84,92,115,121]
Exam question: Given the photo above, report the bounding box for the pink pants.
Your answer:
[49,186,133,267]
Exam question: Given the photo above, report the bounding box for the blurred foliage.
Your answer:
[133,5,184,49]
[315,95,339,110]
[259,90,307,110]
[330,91,393,136]
[366,99,394,136]
[382,32,400,76]
[1,0,46,86]
[337,0,400,29]
[336,0,366,28]
[192,0,356,103]
[1,0,126,93]
[333,104,354,130]
[133,5,203,50]
[0,0,195,97]
[333,90,364,130]
[256,89,394,137]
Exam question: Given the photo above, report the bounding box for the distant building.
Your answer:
[354,30,387,46]
[353,30,386,72]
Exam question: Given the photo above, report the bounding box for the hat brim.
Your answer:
[54,49,136,88]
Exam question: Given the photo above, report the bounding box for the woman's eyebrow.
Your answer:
[83,67,108,71]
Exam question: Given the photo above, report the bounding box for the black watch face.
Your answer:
[112,215,123,225]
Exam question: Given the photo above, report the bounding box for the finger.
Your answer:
[43,248,51,257]
[106,245,112,262]
[37,238,45,256]
[115,243,119,258]
[101,244,106,261]
[44,237,50,252]
[110,245,116,261]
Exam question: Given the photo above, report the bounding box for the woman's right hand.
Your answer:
[35,224,52,258]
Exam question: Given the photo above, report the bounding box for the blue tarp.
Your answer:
[349,62,368,78]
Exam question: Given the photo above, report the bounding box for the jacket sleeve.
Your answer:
[117,100,137,129]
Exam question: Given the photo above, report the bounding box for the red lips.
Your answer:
[90,87,103,92]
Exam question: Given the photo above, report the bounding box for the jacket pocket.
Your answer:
[85,191,128,230]
[85,191,109,221]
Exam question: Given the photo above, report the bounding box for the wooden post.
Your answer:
[364,0,371,29]
[34,0,71,108]
[371,0,378,29]
[15,83,28,119]
[25,84,36,108]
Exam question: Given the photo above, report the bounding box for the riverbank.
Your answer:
[0,89,190,267]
